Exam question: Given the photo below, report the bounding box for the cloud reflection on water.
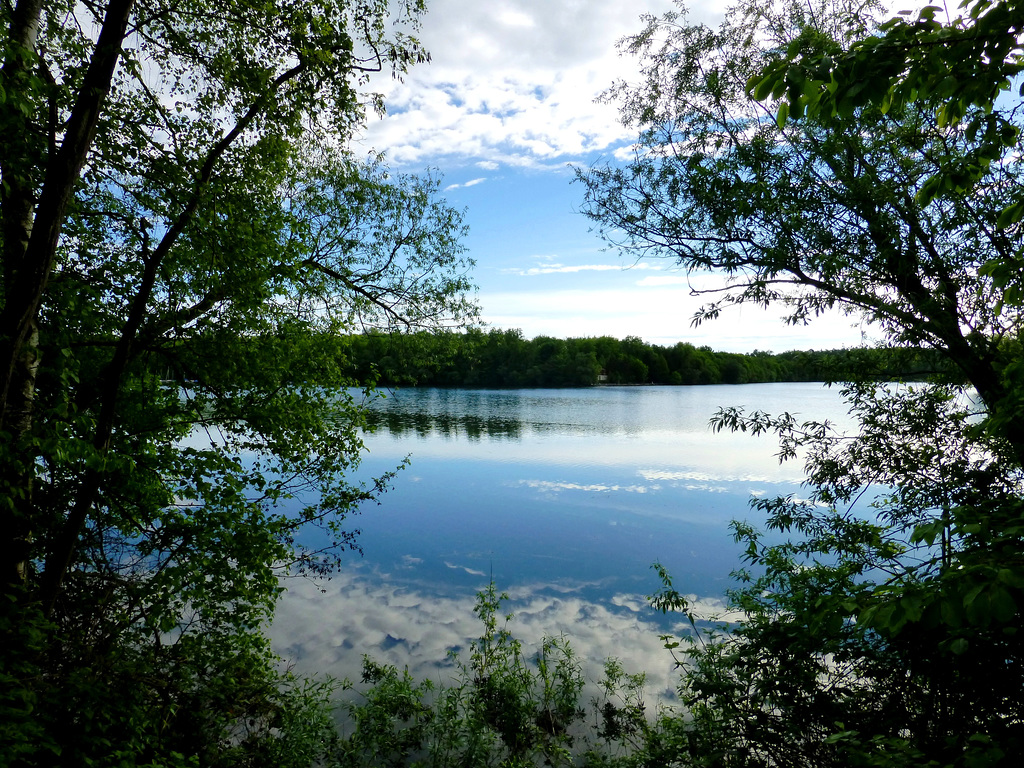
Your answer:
[519,479,655,494]
[270,569,737,704]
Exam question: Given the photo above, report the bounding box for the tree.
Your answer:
[667,382,1024,767]
[579,0,1024,459]
[0,0,477,763]
[579,0,1024,763]
[750,0,1024,224]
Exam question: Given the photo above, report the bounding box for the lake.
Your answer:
[270,382,856,696]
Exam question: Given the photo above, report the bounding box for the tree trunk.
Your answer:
[0,0,136,595]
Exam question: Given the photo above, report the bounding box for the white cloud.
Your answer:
[613,143,643,162]
[520,263,630,276]
[444,177,487,191]
[497,8,536,27]
[356,0,728,169]
[505,262,663,276]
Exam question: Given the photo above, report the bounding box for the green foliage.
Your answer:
[1,0,474,764]
[749,0,1024,220]
[334,329,945,390]
[653,382,1024,766]
[22,628,344,768]
[336,582,661,768]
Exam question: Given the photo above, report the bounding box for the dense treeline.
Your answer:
[334,328,946,388]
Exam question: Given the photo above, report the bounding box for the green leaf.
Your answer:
[776,101,790,128]
[996,200,1024,228]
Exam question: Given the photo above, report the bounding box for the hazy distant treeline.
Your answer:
[331,328,944,388]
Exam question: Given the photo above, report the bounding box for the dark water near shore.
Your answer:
[270,383,855,692]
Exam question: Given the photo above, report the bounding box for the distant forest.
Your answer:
[328,328,946,388]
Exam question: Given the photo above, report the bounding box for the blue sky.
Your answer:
[354,0,872,352]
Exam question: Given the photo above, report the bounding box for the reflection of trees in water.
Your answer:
[356,388,657,438]
[362,408,523,440]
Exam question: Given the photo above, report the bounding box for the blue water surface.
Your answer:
[273,383,855,688]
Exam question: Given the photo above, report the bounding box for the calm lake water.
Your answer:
[271,383,856,693]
